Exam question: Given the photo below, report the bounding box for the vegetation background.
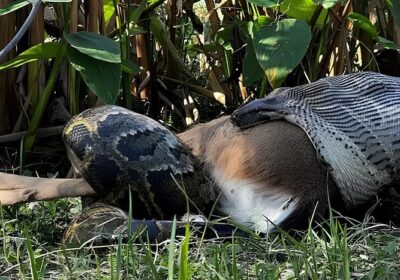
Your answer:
[0,0,399,278]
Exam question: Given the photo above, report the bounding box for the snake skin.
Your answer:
[63,106,216,220]
[63,203,246,245]
[231,72,400,207]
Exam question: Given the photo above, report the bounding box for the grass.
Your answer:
[1,199,400,279]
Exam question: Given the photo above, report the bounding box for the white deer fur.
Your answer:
[0,114,338,232]
[212,167,298,232]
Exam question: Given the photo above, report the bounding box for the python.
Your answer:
[1,72,399,242]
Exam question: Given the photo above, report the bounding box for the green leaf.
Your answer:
[245,0,279,7]
[243,39,265,86]
[216,26,234,51]
[252,18,311,88]
[0,42,64,70]
[64,31,121,63]
[348,12,399,49]
[386,0,400,26]
[378,36,400,50]
[216,27,235,77]
[129,0,147,23]
[66,45,121,104]
[279,0,328,24]
[348,12,379,40]
[122,59,141,74]
[103,0,116,24]
[0,0,30,16]
[313,0,343,9]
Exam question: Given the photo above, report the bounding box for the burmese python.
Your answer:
[63,105,216,218]
[63,72,400,245]
[231,72,400,207]
[62,106,224,244]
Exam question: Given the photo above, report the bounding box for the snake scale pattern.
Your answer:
[62,72,400,244]
[63,106,216,220]
[231,72,400,207]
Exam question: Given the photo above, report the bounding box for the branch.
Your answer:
[0,0,43,62]
[0,172,96,205]
[162,76,226,105]
[0,125,64,144]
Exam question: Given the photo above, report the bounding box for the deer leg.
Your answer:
[0,172,96,205]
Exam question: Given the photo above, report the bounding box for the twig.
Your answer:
[0,125,64,144]
[161,76,226,105]
[0,0,42,62]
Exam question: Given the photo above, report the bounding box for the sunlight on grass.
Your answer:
[0,199,399,279]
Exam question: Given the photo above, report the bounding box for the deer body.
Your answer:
[0,113,340,234]
[178,116,340,231]
[2,105,397,236]
[2,72,400,244]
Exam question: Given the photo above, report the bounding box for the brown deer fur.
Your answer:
[178,116,341,230]
[0,116,373,230]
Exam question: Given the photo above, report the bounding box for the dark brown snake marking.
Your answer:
[62,73,400,244]
[63,106,216,220]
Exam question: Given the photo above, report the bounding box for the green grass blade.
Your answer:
[168,216,177,280]
[231,237,238,280]
[178,221,190,280]
[110,252,115,280]
[24,227,39,280]
[116,235,122,280]
[142,238,161,280]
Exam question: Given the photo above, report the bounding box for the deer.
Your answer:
[0,112,391,235]
[1,72,400,237]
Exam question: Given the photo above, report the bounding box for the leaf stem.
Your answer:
[22,44,66,153]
